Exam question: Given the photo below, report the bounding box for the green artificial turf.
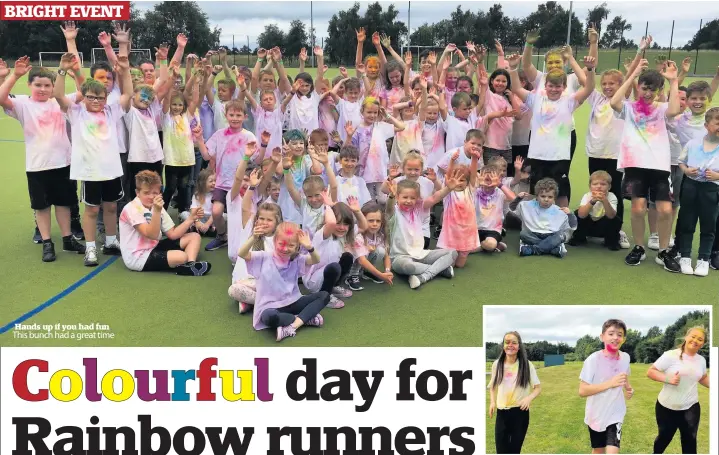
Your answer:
[484,362,711,454]
[0,70,717,347]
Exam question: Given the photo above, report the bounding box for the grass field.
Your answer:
[484,362,711,454]
[0,68,717,347]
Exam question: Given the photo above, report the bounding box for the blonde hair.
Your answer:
[546,69,567,87]
[402,150,424,168]
[590,170,612,185]
[678,326,707,360]
[251,203,283,251]
[361,96,381,111]
[601,69,624,84]
[135,170,162,189]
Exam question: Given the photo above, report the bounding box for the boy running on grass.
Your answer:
[579,319,634,454]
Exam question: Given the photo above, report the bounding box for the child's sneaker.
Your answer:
[550,243,567,258]
[679,257,694,275]
[345,276,364,291]
[33,226,42,244]
[647,233,660,250]
[327,295,345,309]
[439,266,454,278]
[205,236,227,251]
[567,235,587,246]
[694,260,709,277]
[618,231,631,249]
[71,219,84,240]
[361,271,385,283]
[175,261,212,276]
[276,325,296,342]
[63,236,86,254]
[332,286,352,298]
[102,239,121,255]
[305,314,324,327]
[656,249,681,273]
[710,251,719,270]
[625,245,646,266]
[408,275,422,289]
[238,302,252,314]
[497,242,507,252]
[84,245,98,267]
[519,241,534,257]
[42,241,56,262]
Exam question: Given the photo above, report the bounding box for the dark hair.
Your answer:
[330,202,357,247]
[419,50,431,61]
[384,60,405,89]
[361,202,388,247]
[489,69,512,103]
[491,331,532,391]
[602,319,627,335]
[469,94,480,105]
[638,70,664,91]
[137,59,155,69]
[451,92,472,109]
[457,75,474,89]
[294,72,314,98]
[686,80,711,98]
[344,77,361,92]
[28,67,56,84]
[340,145,360,161]
[90,62,114,79]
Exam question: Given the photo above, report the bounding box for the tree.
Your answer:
[586,2,610,37]
[257,24,285,51]
[409,24,435,46]
[600,15,632,49]
[239,45,251,54]
[522,2,583,48]
[575,334,602,361]
[635,336,665,364]
[622,329,643,363]
[645,326,663,339]
[487,4,511,43]
[683,19,719,50]
[138,1,220,55]
[284,19,309,59]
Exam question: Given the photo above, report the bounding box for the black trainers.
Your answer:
[361,271,385,284]
[568,236,587,246]
[71,219,85,240]
[102,239,122,256]
[33,226,42,244]
[657,249,681,273]
[176,261,212,276]
[63,236,86,254]
[42,241,56,262]
[433,225,442,240]
[710,251,719,271]
[345,275,364,291]
[625,245,646,266]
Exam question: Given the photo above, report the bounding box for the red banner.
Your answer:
[0,1,130,20]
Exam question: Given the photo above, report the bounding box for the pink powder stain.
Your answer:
[633,98,656,117]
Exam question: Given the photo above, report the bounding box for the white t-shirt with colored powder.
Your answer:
[580,350,631,432]
[287,91,321,132]
[488,359,541,409]
[162,112,195,167]
[616,101,671,172]
[205,128,257,191]
[119,197,176,271]
[124,104,164,163]
[444,112,479,150]
[337,98,364,142]
[525,92,578,161]
[586,91,623,159]
[67,102,124,181]
[654,349,707,411]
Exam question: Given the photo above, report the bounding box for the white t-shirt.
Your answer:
[5,97,71,171]
[277,154,315,224]
[616,101,671,172]
[299,197,325,238]
[389,203,429,260]
[654,349,707,411]
[212,98,229,131]
[475,187,507,232]
[390,119,423,166]
[395,176,434,237]
[580,350,631,432]
[205,128,257,191]
[488,359,541,409]
[421,119,447,172]
[511,104,532,147]
[675,111,707,148]
[251,105,283,153]
[337,98,364,142]
[190,193,213,223]
[287,91,320,132]
[526,92,578,161]
[533,71,581,130]
[124,104,163,163]
[231,217,275,283]
[67,103,124,181]
[107,86,128,153]
[336,174,372,207]
[162,112,195,167]
[119,197,176,271]
[351,121,395,184]
[586,91,623,159]
[226,189,265,265]
[437,147,483,176]
[444,112,479,150]
[579,192,618,221]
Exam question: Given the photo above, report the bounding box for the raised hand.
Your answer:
[98,31,112,48]
[380,33,391,48]
[526,29,540,45]
[639,35,653,51]
[633,59,649,77]
[260,130,271,146]
[445,169,463,190]
[655,55,668,71]
[191,125,204,141]
[299,47,308,62]
[386,179,398,198]
[623,57,633,73]
[477,44,488,60]
[345,120,356,137]
[297,230,313,249]
[270,147,282,164]
[0,59,9,79]
[245,140,257,158]
[661,60,678,81]
[271,47,283,61]
[60,21,78,40]
[12,56,31,77]
[451,150,460,162]
[176,33,188,47]
[356,27,366,43]
[257,48,267,59]
[313,46,323,57]
[426,168,437,182]
[493,39,503,56]
[506,53,521,70]
[514,156,524,172]
[356,63,366,75]
[427,51,437,65]
[418,74,428,90]
[587,23,599,44]
[249,168,262,186]
[338,66,349,79]
[560,45,573,60]
[478,68,489,87]
[236,73,247,90]
[388,164,401,179]
[154,43,169,61]
[583,56,596,70]
[291,79,302,95]
[112,23,131,45]
[320,188,334,206]
[681,57,692,74]
[445,43,457,53]
[466,41,477,55]
[371,31,381,46]
[330,130,341,144]
[59,53,77,72]
[346,195,361,212]
[404,51,412,66]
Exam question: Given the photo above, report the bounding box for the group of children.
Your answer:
[2,22,719,341]
[489,323,709,454]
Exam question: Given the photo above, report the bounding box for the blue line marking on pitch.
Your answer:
[0,256,118,334]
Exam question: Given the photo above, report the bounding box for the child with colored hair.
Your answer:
[510,178,577,258]
[355,29,386,99]
[475,164,518,252]
[579,319,634,454]
[570,171,622,251]
[385,174,459,289]
[647,326,709,454]
[345,202,394,289]
[276,129,320,224]
[238,221,329,342]
[119,170,211,275]
[675,107,719,276]
[345,96,405,201]
[488,331,542,454]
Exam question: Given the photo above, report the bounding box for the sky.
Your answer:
[133,0,719,50]
[483,306,711,346]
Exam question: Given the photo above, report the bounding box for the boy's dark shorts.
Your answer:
[622,167,671,202]
[479,229,503,243]
[528,159,570,198]
[81,177,124,206]
[211,188,229,212]
[588,422,622,449]
[142,238,183,272]
[27,166,78,210]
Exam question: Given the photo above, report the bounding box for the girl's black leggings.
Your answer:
[495,407,530,454]
[163,165,193,212]
[321,253,354,290]
[654,401,700,454]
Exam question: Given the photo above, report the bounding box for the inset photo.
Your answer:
[483,305,712,454]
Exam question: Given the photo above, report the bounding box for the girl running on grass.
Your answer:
[488,331,542,455]
[647,326,709,454]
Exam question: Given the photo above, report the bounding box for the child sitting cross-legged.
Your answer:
[119,170,211,275]
[509,178,577,258]
[475,164,518,253]
[568,171,622,251]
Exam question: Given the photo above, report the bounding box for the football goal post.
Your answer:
[38,52,84,68]
[91,48,152,66]
[400,45,546,73]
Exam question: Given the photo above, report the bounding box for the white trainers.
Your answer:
[408,275,422,289]
[694,260,710,277]
[84,245,98,267]
[679,257,694,275]
[647,233,660,250]
[618,231,631,249]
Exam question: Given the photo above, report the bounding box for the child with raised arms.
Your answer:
[284,46,325,133]
[579,319,634,455]
[475,165,518,253]
[378,33,411,113]
[302,196,369,309]
[345,97,405,201]
[239,222,328,342]
[647,327,709,454]
[345,202,394,290]
[385,175,459,289]
[420,86,448,173]
[478,63,522,169]
[610,59,683,271]
[330,74,364,144]
[276,130,321,224]
[438,129,486,177]
[119,170,210,276]
[510,178,577,258]
[389,74,428,165]
[195,99,258,251]
[0,56,86,262]
[354,29,385,99]
[205,69,237,132]
[488,331,541,454]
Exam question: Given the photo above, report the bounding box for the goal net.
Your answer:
[91,48,152,67]
[38,52,84,68]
